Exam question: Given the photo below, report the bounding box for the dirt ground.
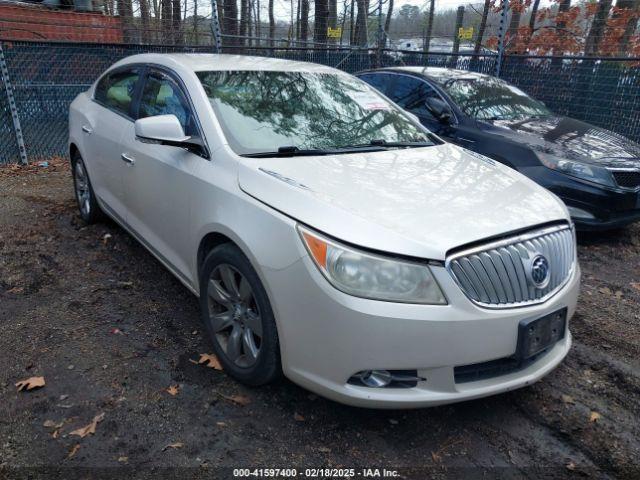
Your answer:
[1,161,639,479]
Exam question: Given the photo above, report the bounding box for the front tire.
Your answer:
[71,151,103,224]
[199,243,281,386]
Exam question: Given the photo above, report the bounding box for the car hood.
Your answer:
[238,143,569,260]
[483,115,640,167]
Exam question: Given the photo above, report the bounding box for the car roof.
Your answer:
[112,53,341,74]
[361,66,494,85]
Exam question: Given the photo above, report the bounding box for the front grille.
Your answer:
[612,170,640,189]
[446,224,575,308]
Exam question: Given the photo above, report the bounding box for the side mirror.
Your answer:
[134,114,206,157]
[425,97,453,124]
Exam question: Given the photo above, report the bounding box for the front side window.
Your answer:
[390,75,442,120]
[95,68,139,116]
[137,72,196,136]
[442,76,551,121]
[197,70,432,156]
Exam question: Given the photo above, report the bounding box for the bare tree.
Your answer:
[616,0,640,55]
[507,0,522,50]
[349,0,355,44]
[328,0,338,43]
[161,0,173,42]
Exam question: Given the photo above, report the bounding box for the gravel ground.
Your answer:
[1,161,640,479]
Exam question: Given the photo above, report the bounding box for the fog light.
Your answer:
[356,370,392,388]
[567,206,595,220]
[348,369,424,388]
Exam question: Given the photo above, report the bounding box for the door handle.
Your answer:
[82,125,93,134]
[121,153,136,165]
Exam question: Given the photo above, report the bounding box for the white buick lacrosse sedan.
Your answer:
[68,54,580,408]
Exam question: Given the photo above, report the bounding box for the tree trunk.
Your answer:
[474,0,490,55]
[172,0,182,44]
[300,0,309,41]
[315,0,329,45]
[223,0,239,45]
[328,0,338,43]
[349,0,355,44]
[269,0,275,45]
[527,0,541,48]
[584,0,612,55]
[161,0,172,43]
[139,0,150,43]
[383,0,393,48]
[551,0,571,64]
[423,0,434,53]
[239,0,248,43]
[615,0,640,55]
[354,0,368,46]
[507,0,522,51]
[193,0,199,45]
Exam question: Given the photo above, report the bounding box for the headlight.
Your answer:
[298,226,447,304]
[537,152,616,188]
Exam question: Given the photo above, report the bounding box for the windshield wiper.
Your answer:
[241,146,338,158]
[339,139,434,149]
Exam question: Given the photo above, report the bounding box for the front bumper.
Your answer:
[523,166,640,230]
[264,254,580,409]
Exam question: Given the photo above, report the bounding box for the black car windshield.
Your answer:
[197,70,433,156]
[442,76,552,121]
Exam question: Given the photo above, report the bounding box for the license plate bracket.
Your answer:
[516,308,567,360]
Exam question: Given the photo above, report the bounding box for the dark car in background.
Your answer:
[357,67,640,230]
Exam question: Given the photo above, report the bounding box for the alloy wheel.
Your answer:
[74,159,91,217]
[206,264,263,368]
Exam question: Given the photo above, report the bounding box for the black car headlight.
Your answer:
[537,152,616,188]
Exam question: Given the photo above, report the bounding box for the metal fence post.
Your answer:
[210,0,223,53]
[0,42,27,165]
[495,0,509,77]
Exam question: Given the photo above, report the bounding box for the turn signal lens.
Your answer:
[297,225,447,305]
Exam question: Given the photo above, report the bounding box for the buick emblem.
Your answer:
[528,254,551,289]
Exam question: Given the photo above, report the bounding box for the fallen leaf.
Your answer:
[7,287,24,294]
[162,442,184,451]
[102,233,112,245]
[630,282,640,293]
[52,429,60,439]
[566,461,576,471]
[15,376,45,391]
[317,446,330,453]
[110,328,123,335]
[67,444,80,459]
[598,287,612,295]
[118,456,128,463]
[219,393,251,406]
[561,394,575,405]
[216,421,227,427]
[43,420,64,429]
[589,411,601,423]
[614,290,623,299]
[293,412,305,422]
[195,353,223,370]
[166,385,179,396]
[70,413,105,438]
[431,451,442,463]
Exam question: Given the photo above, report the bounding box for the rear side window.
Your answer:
[95,68,140,117]
[358,73,391,96]
[137,71,196,136]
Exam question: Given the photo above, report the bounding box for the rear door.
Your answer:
[119,67,204,280]
[86,66,142,221]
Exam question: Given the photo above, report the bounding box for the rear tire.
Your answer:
[199,243,282,386]
[71,151,103,224]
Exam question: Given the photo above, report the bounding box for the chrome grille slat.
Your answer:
[447,225,576,308]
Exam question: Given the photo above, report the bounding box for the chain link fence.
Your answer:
[0,39,639,164]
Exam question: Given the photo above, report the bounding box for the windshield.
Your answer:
[442,77,552,121]
[197,70,432,156]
